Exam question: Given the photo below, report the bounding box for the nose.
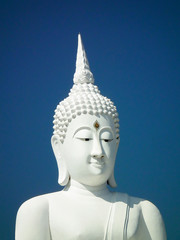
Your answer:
[91,137,104,159]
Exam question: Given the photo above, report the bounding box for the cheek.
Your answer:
[71,140,93,160]
[102,142,117,160]
[78,140,92,149]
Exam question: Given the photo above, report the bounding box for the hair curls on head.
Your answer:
[53,34,120,144]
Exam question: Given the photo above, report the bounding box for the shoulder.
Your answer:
[17,191,62,214]
[138,199,167,240]
[140,199,162,217]
[17,192,52,217]
[15,191,62,240]
[117,193,165,220]
[140,200,166,230]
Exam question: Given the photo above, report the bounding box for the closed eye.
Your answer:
[77,138,92,141]
[102,139,113,142]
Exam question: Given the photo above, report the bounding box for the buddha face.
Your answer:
[52,113,119,187]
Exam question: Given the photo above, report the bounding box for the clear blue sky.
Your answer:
[1,1,180,239]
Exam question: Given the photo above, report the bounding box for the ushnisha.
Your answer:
[53,34,119,144]
[15,34,166,240]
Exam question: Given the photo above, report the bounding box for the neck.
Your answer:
[71,179,107,191]
[63,179,110,197]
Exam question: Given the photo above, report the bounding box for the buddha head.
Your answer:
[51,34,120,188]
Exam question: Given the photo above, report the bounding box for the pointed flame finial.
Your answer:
[73,34,94,84]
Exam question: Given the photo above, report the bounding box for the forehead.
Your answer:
[67,114,115,134]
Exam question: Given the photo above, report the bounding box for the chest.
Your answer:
[49,195,111,240]
[48,194,141,240]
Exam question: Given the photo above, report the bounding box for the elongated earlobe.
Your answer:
[108,170,117,188]
[108,139,119,188]
[56,156,70,186]
[51,135,70,186]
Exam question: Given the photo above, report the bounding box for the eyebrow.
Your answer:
[73,126,91,138]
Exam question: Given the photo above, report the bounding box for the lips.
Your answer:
[89,159,105,168]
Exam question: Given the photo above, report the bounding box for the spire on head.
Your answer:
[73,34,94,84]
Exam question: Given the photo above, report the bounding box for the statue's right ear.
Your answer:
[51,135,64,159]
[51,135,70,186]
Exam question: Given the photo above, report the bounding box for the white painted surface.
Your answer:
[15,34,166,240]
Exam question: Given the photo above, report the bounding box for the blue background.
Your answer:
[1,1,180,239]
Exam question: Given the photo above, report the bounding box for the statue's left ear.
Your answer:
[51,135,70,186]
[108,170,117,188]
[108,136,120,188]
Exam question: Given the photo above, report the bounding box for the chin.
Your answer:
[83,174,109,187]
[90,165,105,174]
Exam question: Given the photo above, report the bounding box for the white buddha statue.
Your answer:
[15,34,166,240]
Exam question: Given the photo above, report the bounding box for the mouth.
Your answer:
[89,159,105,168]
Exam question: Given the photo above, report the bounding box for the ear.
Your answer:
[51,135,70,186]
[108,170,117,188]
[108,136,119,188]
